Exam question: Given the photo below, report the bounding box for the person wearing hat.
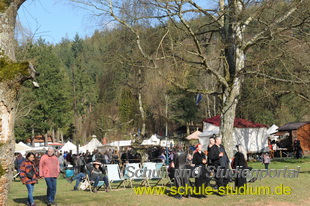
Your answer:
[89,161,110,193]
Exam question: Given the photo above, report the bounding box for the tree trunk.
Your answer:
[186,122,190,135]
[138,91,146,137]
[60,130,64,143]
[56,129,60,142]
[138,67,146,137]
[44,133,48,147]
[52,129,55,142]
[31,127,35,147]
[0,1,28,205]
[220,0,245,159]
[220,84,241,159]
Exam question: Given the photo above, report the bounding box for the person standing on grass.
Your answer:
[192,144,208,199]
[209,136,230,195]
[39,147,60,206]
[262,153,270,169]
[20,152,39,206]
[232,145,248,192]
[171,144,191,199]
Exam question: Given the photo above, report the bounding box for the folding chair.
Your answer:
[106,164,126,190]
[84,166,106,192]
[78,174,93,192]
[96,180,106,191]
[13,171,20,181]
[142,162,164,187]
[124,163,147,188]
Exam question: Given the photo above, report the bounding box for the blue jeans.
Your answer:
[73,173,86,189]
[26,183,35,204]
[45,177,57,203]
[92,176,109,187]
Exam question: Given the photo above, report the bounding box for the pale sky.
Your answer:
[16,0,217,44]
[17,0,101,44]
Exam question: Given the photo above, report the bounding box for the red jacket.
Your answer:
[39,154,60,178]
[20,160,39,184]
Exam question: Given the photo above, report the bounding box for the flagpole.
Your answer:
[165,95,169,165]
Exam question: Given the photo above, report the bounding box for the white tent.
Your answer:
[267,124,279,141]
[18,141,31,148]
[141,134,161,146]
[199,115,268,153]
[108,140,132,147]
[25,146,49,153]
[80,138,102,153]
[15,142,32,155]
[186,131,202,140]
[60,141,77,154]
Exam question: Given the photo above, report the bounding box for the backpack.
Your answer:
[79,179,90,191]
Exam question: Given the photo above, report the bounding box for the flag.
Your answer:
[196,94,203,105]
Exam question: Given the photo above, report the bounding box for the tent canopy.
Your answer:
[267,124,279,135]
[141,134,161,146]
[107,140,132,147]
[80,138,102,152]
[199,116,268,153]
[15,142,32,153]
[203,115,268,128]
[186,131,202,140]
[60,141,77,153]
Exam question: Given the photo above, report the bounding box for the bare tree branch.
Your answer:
[245,71,310,84]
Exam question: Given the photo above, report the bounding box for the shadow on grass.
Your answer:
[13,195,46,204]
[269,157,310,164]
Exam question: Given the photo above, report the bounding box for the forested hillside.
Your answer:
[14,6,309,144]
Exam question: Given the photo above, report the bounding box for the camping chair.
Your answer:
[82,165,106,193]
[106,164,126,190]
[142,162,164,187]
[124,163,148,188]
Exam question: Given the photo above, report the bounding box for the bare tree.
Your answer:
[69,0,309,158]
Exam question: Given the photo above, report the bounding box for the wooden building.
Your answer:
[276,121,310,155]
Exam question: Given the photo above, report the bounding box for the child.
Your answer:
[262,153,271,169]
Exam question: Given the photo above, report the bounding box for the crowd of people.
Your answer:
[15,135,287,204]
[170,136,239,199]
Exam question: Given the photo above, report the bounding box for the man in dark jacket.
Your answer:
[171,144,191,199]
[208,136,230,193]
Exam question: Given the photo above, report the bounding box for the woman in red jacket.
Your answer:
[20,152,39,206]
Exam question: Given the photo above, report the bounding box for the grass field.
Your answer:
[8,157,310,206]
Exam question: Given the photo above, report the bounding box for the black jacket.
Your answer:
[233,152,247,169]
[173,151,187,169]
[208,144,229,168]
[192,151,206,166]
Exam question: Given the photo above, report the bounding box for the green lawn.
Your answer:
[8,157,310,206]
